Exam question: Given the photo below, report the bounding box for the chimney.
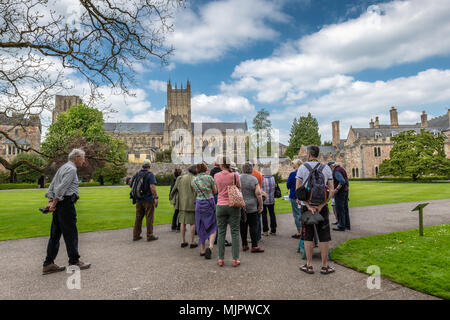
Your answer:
[375,116,380,128]
[421,111,428,128]
[332,121,340,147]
[390,106,399,128]
[369,118,374,128]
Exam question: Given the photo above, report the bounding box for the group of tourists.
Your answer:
[168,157,274,267]
[40,145,350,276]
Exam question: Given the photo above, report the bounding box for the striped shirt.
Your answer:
[262,175,275,205]
[45,161,79,201]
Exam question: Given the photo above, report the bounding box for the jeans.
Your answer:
[290,198,302,230]
[335,191,350,229]
[262,204,277,233]
[44,197,80,266]
[256,213,262,241]
[240,212,258,248]
[216,205,241,260]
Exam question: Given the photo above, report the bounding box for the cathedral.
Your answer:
[57,81,249,164]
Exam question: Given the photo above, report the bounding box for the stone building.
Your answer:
[298,107,450,178]
[0,114,42,172]
[53,95,83,123]
[104,81,248,164]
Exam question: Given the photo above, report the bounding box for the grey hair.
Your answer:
[68,148,85,161]
[242,163,253,174]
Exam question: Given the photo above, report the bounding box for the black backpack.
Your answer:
[296,163,328,206]
[130,171,149,201]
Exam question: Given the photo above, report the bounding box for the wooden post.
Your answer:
[411,203,428,237]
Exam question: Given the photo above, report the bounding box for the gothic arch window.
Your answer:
[374,147,377,157]
[152,138,155,147]
[356,168,359,178]
[375,166,379,175]
[377,147,381,157]
[352,168,355,177]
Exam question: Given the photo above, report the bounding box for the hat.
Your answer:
[143,159,151,168]
[327,161,336,166]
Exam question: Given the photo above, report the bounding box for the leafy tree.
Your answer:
[322,140,333,146]
[41,104,127,180]
[12,152,46,183]
[378,129,450,181]
[285,113,321,159]
[251,108,273,158]
[0,0,184,174]
[94,163,127,185]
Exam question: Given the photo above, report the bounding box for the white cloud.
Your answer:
[225,0,450,103]
[192,94,255,116]
[169,0,289,63]
[147,80,167,92]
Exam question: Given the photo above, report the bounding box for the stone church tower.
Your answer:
[52,95,83,123]
[163,80,192,149]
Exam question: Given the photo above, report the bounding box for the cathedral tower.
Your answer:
[163,80,192,149]
[53,95,83,123]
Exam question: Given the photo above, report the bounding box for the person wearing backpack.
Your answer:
[130,159,159,242]
[295,146,335,275]
[328,161,350,231]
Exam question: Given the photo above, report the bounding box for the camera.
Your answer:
[39,207,50,213]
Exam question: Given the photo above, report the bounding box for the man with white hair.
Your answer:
[41,148,91,275]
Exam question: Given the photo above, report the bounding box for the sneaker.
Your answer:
[263,232,269,236]
[190,243,198,248]
[333,227,345,232]
[291,234,301,239]
[69,261,91,270]
[133,236,142,241]
[242,245,249,251]
[181,242,188,248]
[251,247,264,253]
[270,232,276,236]
[205,248,212,260]
[42,263,65,275]
[147,235,159,241]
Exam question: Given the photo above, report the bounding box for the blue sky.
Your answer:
[63,0,450,144]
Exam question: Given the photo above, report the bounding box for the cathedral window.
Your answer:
[152,138,155,147]
[375,167,379,175]
[356,168,359,178]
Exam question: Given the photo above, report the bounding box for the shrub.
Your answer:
[12,153,46,183]
[93,163,127,185]
[154,173,174,186]
[0,172,9,184]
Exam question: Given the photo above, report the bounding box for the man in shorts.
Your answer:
[295,146,335,275]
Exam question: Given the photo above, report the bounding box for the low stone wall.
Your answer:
[126,160,293,179]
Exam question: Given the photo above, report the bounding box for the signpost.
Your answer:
[411,203,429,236]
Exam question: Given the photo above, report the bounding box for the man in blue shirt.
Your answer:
[130,159,159,241]
[328,161,350,231]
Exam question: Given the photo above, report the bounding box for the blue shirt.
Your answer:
[130,169,157,203]
[334,170,346,187]
[286,171,297,199]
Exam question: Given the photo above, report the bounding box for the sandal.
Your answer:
[218,259,224,267]
[300,264,314,274]
[232,260,241,267]
[320,266,335,275]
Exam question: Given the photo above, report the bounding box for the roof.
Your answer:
[427,113,450,130]
[352,126,445,139]
[104,122,164,133]
[104,122,248,134]
[2,139,30,145]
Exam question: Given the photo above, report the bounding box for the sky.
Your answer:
[50,0,450,144]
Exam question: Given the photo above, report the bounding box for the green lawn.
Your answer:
[0,182,449,241]
[332,224,450,299]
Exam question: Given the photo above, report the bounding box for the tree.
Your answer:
[155,148,172,163]
[285,113,321,159]
[41,104,128,180]
[322,140,332,146]
[0,0,184,175]
[378,129,450,181]
[251,108,272,158]
[94,162,127,185]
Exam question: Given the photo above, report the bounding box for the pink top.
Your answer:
[214,170,241,206]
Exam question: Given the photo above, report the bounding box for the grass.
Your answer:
[332,224,450,299]
[0,181,449,241]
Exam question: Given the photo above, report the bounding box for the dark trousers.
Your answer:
[44,198,80,266]
[171,209,180,230]
[134,202,155,239]
[240,212,258,248]
[262,204,277,233]
[335,191,350,229]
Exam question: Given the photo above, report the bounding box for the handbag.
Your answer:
[301,209,324,225]
[227,173,246,208]
[274,182,282,198]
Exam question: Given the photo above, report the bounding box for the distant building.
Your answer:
[0,114,41,172]
[298,107,450,178]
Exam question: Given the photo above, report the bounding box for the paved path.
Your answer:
[0,199,449,300]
